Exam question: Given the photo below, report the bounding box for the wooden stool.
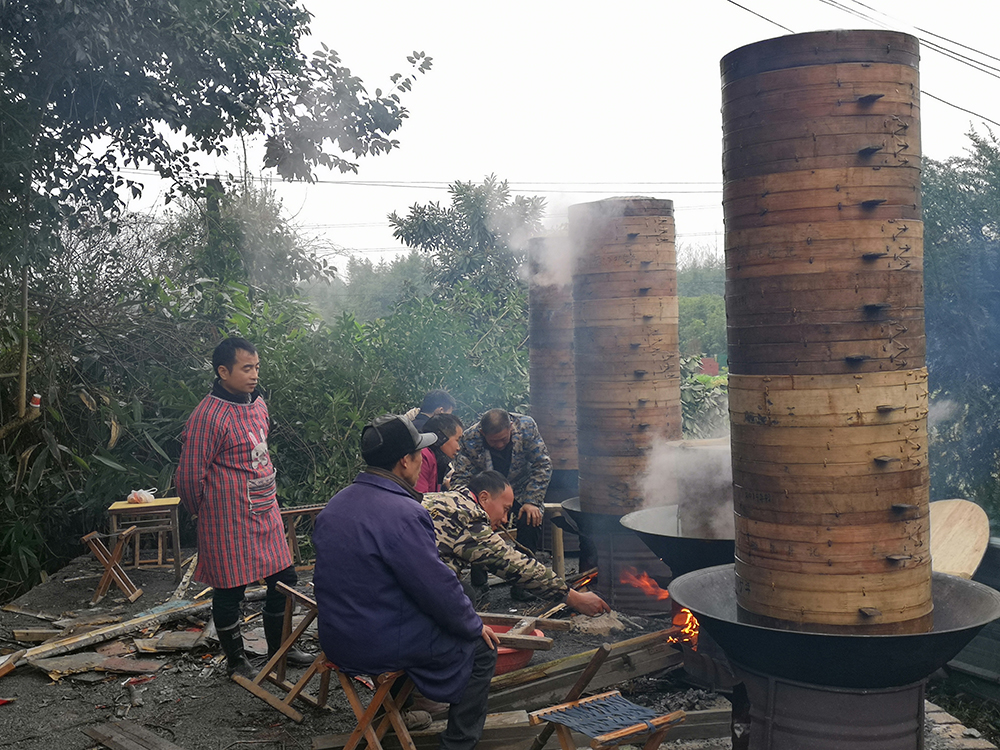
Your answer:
[529,690,685,750]
[332,666,417,750]
[233,581,329,722]
[82,527,144,604]
[107,497,182,582]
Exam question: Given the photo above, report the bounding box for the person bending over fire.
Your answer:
[313,414,499,750]
[452,409,551,601]
[424,470,611,617]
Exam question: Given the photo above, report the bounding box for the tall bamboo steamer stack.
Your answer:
[722,30,931,634]
[528,236,578,471]
[569,198,682,516]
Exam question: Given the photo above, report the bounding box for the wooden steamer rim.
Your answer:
[720,30,919,84]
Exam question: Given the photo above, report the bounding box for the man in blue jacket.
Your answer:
[314,414,499,750]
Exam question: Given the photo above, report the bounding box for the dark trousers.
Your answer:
[440,638,497,750]
[513,501,541,555]
[212,565,298,630]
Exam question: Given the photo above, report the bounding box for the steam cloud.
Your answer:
[639,436,735,539]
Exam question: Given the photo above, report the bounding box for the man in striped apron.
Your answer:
[177,337,307,678]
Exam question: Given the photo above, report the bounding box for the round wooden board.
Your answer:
[930,499,991,579]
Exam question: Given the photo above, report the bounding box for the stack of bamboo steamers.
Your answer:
[722,31,931,633]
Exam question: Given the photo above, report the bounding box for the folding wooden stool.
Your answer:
[529,691,685,750]
[81,526,143,604]
[232,581,329,723]
[331,665,417,750]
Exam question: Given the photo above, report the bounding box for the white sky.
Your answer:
[126,0,1000,270]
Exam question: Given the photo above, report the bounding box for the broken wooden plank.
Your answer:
[312,710,537,750]
[491,628,676,691]
[1,604,60,622]
[488,637,682,712]
[478,613,572,631]
[83,720,186,750]
[168,553,198,602]
[17,599,211,666]
[12,628,63,643]
[496,633,553,650]
[30,652,163,678]
[0,650,26,679]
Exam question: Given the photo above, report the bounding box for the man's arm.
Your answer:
[518,418,552,507]
[446,505,568,600]
[175,405,223,516]
[450,428,484,491]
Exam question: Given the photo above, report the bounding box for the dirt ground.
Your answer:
[0,550,728,750]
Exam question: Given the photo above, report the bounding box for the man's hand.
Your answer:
[481,624,500,650]
[518,503,543,527]
[566,589,612,616]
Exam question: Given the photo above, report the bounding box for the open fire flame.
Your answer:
[619,566,700,649]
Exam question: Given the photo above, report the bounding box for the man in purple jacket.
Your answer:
[314,415,499,750]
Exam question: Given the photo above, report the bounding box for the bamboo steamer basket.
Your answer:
[528,236,578,471]
[733,559,933,634]
[570,198,679,516]
[723,30,930,633]
[728,319,925,348]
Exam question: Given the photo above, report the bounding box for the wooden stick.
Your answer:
[168,553,198,601]
[478,613,572,631]
[1,604,60,622]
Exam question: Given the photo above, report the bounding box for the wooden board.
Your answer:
[83,720,186,750]
[930,499,991,579]
[312,707,729,750]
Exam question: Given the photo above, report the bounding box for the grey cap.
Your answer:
[361,414,437,466]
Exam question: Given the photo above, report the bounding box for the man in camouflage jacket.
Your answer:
[451,409,551,557]
[423,470,610,616]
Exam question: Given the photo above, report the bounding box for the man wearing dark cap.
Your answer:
[313,415,499,750]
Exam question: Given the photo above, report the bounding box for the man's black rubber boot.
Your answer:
[262,611,315,667]
[217,622,254,679]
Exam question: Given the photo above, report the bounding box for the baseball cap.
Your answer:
[361,414,438,466]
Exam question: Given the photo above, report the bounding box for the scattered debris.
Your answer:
[29,652,163,679]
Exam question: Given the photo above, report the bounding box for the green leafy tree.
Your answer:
[385,176,544,416]
[0,0,431,271]
[389,175,545,300]
[923,129,1000,520]
[305,251,432,322]
[679,295,727,358]
[677,244,726,297]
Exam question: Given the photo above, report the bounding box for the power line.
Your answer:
[115,168,721,189]
[723,0,794,33]
[805,0,1000,129]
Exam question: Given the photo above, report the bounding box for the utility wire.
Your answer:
[723,0,794,33]
[809,0,1000,128]
[846,0,1000,66]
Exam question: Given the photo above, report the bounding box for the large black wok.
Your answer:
[620,506,735,577]
[669,564,1000,689]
